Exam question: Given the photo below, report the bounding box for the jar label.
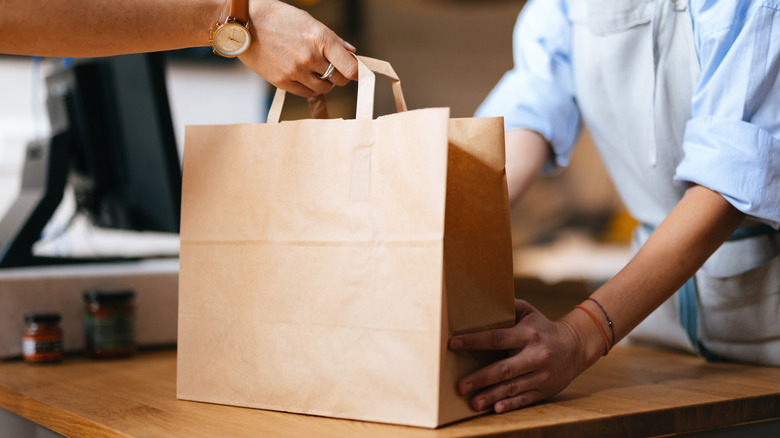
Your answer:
[22,336,63,362]
[84,312,135,354]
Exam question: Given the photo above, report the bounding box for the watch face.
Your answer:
[213,22,251,58]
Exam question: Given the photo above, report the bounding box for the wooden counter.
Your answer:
[1,345,779,437]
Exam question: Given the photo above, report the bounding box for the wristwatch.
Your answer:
[209,0,251,58]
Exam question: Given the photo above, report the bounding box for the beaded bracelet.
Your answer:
[574,305,611,355]
[586,297,615,348]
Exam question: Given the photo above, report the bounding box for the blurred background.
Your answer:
[0,0,633,318]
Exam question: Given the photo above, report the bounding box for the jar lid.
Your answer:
[24,313,61,324]
[83,290,135,303]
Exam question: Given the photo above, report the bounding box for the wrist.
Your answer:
[560,307,608,366]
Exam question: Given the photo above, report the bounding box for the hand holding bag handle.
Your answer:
[266,55,408,123]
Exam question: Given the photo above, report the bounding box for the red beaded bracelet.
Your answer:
[587,297,615,347]
[575,305,611,356]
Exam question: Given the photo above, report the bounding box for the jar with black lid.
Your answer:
[23,313,63,363]
[83,290,135,358]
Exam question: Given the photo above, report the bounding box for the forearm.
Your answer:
[505,128,549,206]
[1,0,227,57]
[562,184,746,362]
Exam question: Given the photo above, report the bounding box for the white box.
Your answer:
[0,258,178,359]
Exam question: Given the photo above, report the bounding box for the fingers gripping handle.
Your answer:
[266,55,408,124]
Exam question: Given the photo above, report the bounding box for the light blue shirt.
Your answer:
[477,0,780,226]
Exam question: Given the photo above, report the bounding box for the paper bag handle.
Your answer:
[266,55,408,123]
[355,55,408,120]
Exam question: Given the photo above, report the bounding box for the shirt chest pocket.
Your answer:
[568,0,655,35]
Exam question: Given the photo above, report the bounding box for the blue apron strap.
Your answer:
[727,224,778,241]
[677,276,725,361]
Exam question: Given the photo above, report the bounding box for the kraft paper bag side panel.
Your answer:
[444,117,514,334]
[179,109,451,427]
[437,116,515,425]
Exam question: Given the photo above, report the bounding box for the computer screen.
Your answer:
[48,52,181,233]
[0,52,181,267]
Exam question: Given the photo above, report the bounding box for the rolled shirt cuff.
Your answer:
[475,70,581,170]
[675,116,780,227]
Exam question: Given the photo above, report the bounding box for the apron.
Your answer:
[568,0,780,365]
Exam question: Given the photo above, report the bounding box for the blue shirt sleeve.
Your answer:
[675,1,780,227]
[474,0,581,169]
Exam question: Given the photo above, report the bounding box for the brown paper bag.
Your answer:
[177,56,515,428]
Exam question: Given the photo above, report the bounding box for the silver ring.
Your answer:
[318,63,335,80]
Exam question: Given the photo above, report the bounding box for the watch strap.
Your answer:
[228,0,250,25]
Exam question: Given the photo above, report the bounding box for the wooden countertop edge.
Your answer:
[448,394,780,437]
[3,384,775,438]
[0,384,125,437]
[547,394,780,437]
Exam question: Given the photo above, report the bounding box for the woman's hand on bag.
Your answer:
[241,0,358,98]
[449,299,595,413]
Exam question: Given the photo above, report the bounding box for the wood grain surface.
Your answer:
[1,345,779,437]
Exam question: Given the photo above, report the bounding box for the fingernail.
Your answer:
[461,382,472,395]
[450,339,462,350]
[343,40,356,52]
[474,398,485,411]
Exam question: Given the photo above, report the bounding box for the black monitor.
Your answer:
[0,53,181,267]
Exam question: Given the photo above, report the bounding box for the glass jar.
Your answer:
[83,290,136,358]
[23,313,63,363]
